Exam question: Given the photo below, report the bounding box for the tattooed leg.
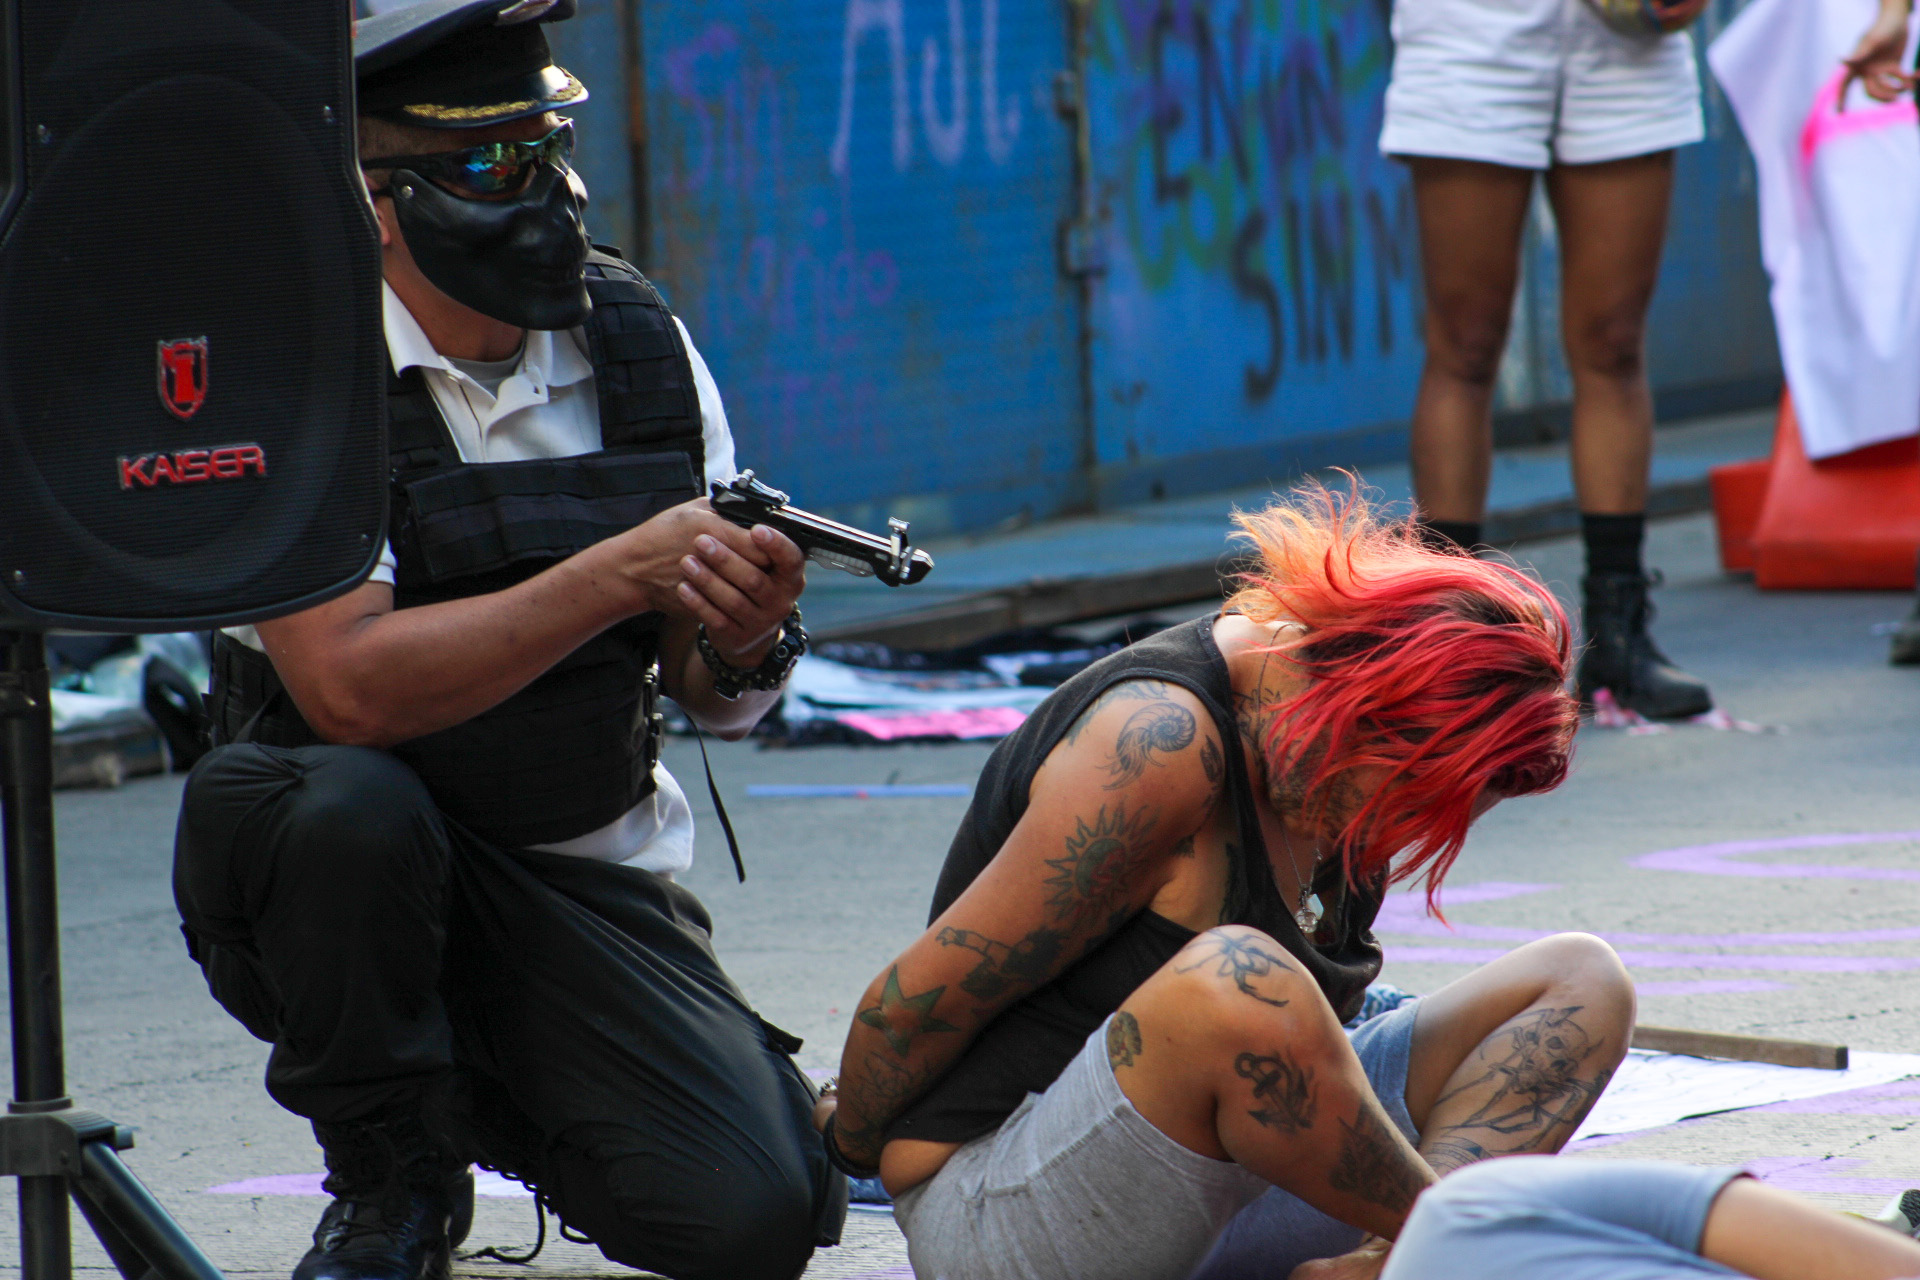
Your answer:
[1106,926,1435,1242]
[1403,933,1636,1176]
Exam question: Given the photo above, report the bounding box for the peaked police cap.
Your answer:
[355,0,587,129]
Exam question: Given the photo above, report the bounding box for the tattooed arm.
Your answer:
[830,680,1228,1170]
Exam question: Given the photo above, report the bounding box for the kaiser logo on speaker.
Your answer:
[156,336,208,421]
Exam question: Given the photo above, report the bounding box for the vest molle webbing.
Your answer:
[212,249,704,849]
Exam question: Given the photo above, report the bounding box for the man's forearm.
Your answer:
[258,543,648,746]
[665,619,785,739]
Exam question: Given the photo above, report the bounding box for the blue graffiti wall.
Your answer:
[1081,0,1425,504]
[616,1,1087,537]
[536,0,1778,531]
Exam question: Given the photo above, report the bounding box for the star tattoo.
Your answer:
[856,966,959,1056]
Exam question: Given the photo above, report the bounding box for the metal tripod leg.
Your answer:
[0,630,225,1280]
[74,1143,223,1280]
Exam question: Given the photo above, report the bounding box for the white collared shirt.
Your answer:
[228,283,739,876]
[369,282,737,582]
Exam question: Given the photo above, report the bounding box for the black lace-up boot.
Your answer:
[1577,571,1713,719]
[294,1111,465,1280]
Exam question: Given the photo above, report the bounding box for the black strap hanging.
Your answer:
[691,724,746,883]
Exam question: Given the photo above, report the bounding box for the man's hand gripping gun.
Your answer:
[711,471,934,587]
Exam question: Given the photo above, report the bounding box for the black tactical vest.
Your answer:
[210,249,706,848]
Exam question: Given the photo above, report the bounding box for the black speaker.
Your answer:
[0,0,386,632]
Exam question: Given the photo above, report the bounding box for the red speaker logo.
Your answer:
[156,337,208,420]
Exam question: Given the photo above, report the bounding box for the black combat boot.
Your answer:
[1577,571,1712,719]
[295,1111,465,1280]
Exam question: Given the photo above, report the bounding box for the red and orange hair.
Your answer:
[1225,480,1577,903]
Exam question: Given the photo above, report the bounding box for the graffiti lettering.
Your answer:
[831,0,1022,175]
[921,0,967,164]
[1232,208,1280,398]
[1116,0,1419,402]
[981,0,1022,162]
[833,0,911,176]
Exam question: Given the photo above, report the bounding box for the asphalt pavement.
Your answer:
[6,509,1920,1279]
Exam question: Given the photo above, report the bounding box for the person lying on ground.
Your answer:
[1378,1155,1920,1280]
[816,483,1633,1280]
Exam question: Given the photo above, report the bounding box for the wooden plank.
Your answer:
[1632,1024,1848,1071]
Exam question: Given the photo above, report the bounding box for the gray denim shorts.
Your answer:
[893,999,1421,1280]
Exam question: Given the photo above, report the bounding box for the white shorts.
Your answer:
[1380,0,1704,169]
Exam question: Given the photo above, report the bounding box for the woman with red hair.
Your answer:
[817,484,1633,1280]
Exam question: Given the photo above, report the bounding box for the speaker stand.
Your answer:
[0,630,224,1280]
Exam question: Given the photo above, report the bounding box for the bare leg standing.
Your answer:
[1548,152,1670,517]
[1406,157,1536,540]
[1546,150,1712,718]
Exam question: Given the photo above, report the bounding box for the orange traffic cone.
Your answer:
[1709,392,1920,590]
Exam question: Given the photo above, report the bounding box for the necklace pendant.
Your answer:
[1295,893,1322,934]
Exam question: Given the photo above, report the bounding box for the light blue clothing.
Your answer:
[1380,1158,1747,1280]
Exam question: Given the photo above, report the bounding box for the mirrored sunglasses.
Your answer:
[362,119,574,199]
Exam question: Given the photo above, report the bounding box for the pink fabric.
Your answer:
[834,707,1029,740]
[1799,68,1918,167]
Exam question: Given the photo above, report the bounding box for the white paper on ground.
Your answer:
[1570,1048,1920,1142]
[780,655,1052,724]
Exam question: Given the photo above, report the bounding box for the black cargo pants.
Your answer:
[172,743,845,1280]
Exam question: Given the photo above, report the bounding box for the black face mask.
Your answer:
[387,163,591,331]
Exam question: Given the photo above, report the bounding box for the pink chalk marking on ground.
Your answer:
[1632,832,1920,882]
[1632,980,1788,996]
[834,706,1029,741]
[1800,69,1920,168]
[1378,882,1920,946]
[1380,874,1920,973]
[203,1173,325,1196]
[205,1170,530,1198]
[1388,945,1920,972]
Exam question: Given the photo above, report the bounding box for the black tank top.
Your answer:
[889,616,1384,1145]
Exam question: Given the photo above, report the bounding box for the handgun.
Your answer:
[710,471,935,588]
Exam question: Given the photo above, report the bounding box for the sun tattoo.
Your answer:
[1042,804,1157,921]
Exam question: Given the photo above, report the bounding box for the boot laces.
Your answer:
[315,1120,448,1247]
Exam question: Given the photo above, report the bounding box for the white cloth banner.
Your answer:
[1571,1047,1920,1141]
[1709,0,1920,458]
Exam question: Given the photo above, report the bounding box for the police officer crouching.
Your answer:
[172,3,845,1278]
